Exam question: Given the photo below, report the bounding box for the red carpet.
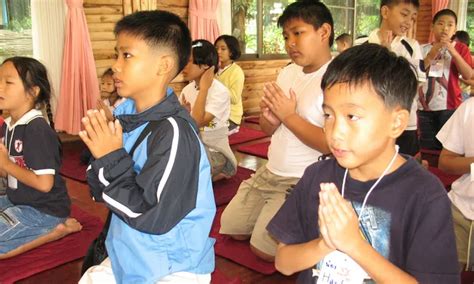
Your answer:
[0,205,103,284]
[244,116,260,124]
[428,166,461,191]
[237,141,270,159]
[229,127,268,146]
[213,167,254,206]
[211,206,277,275]
[211,268,241,284]
[60,141,87,182]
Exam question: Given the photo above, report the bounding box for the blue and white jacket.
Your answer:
[87,93,216,283]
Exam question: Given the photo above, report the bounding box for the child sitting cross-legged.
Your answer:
[0,57,81,259]
[267,44,460,283]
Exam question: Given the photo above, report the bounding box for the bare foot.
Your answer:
[54,218,83,235]
[0,218,82,259]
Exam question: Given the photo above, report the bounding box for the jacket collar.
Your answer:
[115,91,198,133]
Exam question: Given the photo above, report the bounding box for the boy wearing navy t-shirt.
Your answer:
[267,44,459,283]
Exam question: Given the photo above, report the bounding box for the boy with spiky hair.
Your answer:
[79,10,215,283]
[356,0,425,156]
[268,44,459,283]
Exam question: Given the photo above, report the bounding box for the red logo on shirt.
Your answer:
[14,139,23,153]
[13,156,26,168]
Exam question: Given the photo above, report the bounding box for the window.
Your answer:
[231,0,379,58]
[467,0,474,51]
[0,0,32,62]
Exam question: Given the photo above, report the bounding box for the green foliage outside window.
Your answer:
[467,0,474,51]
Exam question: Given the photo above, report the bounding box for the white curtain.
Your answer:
[448,0,468,31]
[31,0,67,116]
[216,0,232,36]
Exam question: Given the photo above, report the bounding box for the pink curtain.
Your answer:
[188,0,220,42]
[429,0,450,42]
[55,0,99,135]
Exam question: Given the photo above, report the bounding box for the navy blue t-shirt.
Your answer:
[1,114,70,217]
[267,157,459,283]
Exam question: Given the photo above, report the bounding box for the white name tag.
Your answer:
[7,157,17,190]
[428,60,444,78]
[316,250,368,284]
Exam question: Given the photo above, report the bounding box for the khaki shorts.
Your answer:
[219,165,299,256]
[452,204,473,264]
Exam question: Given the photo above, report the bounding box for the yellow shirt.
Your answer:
[216,62,245,125]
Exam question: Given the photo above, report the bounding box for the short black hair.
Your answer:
[380,0,420,9]
[191,40,219,74]
[102,68,113,77]
[321,44,418,111]
[277,0,334,47]
[114,10,191,76]
[433,9,457,25]
[453,30,470,46]
[214,35,241,60]
[335,33,352,45]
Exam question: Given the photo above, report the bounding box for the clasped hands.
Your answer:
[78,109,123,159]
[318,183,366,255]
[260,82,297,126]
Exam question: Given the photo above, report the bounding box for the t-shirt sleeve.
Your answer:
[456,42,473,69]
[436,102,467,155]
[205,82,230,121]
[412,40,427,82]
[267,169,313,245]
[275,64,293,95]
[23,119,59,175]
[405,190,460,282]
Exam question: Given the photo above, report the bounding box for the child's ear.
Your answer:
[380,5,390,20]
[390,107,409,139]
[157,55,175,76]
[30,86,40,98]
[319,23,332,43]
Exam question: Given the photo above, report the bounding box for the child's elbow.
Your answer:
[275,263,294,276]
[462,70,473,80]
[274,256,295,276]
[37,176,54,192]
[37,183,53,193]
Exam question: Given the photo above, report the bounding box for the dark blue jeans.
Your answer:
[417,110,455,150]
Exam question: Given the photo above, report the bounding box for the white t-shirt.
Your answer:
[180,79,230,133]
[437,98,474,219]
[358,29,425,130]
[266,62,328,178]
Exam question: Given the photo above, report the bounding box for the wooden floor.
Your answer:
[17,124,297,284]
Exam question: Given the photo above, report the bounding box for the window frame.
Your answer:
[235,0,362,60]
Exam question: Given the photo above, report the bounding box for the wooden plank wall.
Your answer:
[83,0,432,116]
[83,0,289,116]
[416,0,432,44]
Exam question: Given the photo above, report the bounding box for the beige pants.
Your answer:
[79,258,211,284]
[452,204,473,265]
[219,165,299,256]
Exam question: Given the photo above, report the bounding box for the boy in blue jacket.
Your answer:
[78,10,215,283]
